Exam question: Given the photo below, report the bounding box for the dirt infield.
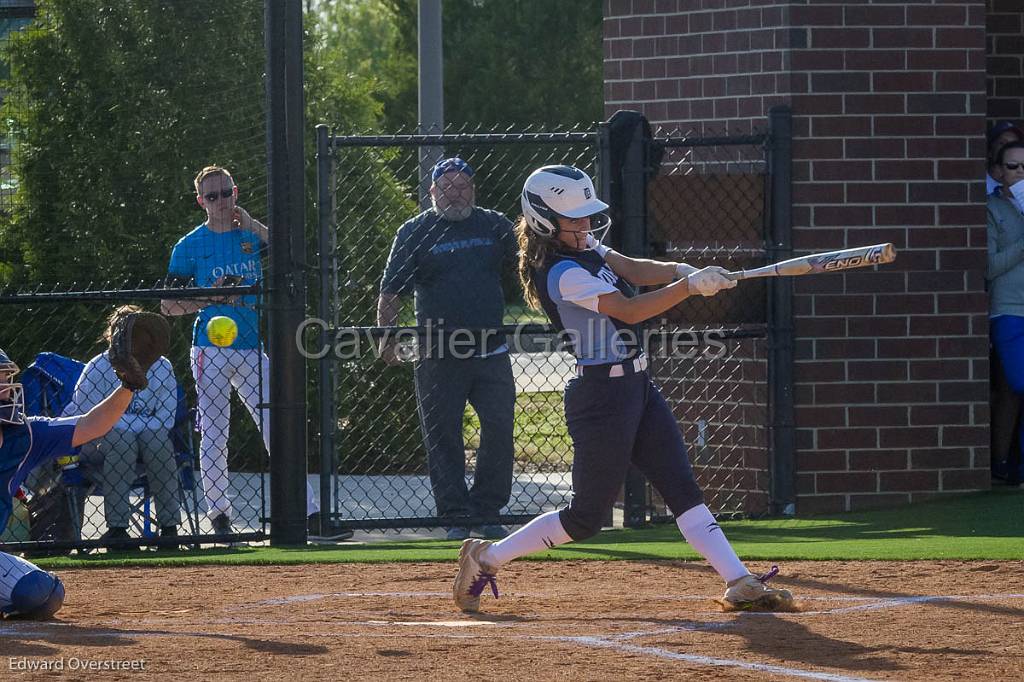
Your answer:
[2,560,1022,680]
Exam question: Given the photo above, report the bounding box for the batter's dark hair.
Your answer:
[516,217,560,311]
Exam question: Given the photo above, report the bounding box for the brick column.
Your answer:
[604,0,992,513]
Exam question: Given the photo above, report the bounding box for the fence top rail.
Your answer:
[328,131,598,148]
[0,284,257,304]
[653,133,768,148]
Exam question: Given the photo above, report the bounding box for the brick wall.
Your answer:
[604,0,992,513]
[987,0,1024,121]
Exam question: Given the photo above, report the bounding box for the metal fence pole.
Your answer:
[266,0,308,545]
[316,124,335,535]
[767,105,795,516]
[619,114,650,528]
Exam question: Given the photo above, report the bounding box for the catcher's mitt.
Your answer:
[108,311,170,391]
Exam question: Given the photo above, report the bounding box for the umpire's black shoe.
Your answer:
[307,512,355,542]
[100,527,130,542]
[210,513,233,536]
[156,526,179,551]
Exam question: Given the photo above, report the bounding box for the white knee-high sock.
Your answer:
[676,504,749,583]
[481,510,572,568]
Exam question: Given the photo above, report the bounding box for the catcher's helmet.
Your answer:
[520,165,611,245]
[0,347,25,425]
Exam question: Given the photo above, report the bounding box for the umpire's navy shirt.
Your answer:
[381,207,516,356]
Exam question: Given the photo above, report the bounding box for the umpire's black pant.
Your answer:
[559,368,704,541]
[414,353,515,524]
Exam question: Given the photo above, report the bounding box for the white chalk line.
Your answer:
[541,635,879,682]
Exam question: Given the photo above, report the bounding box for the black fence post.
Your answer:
[316,124,335,536]
[266,0,308,545]
[767,105,795,516]
[618,113,651,528]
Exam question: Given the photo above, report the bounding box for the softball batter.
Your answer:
[453,165,795,613]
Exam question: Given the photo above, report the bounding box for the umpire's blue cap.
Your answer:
[431,157,474,181]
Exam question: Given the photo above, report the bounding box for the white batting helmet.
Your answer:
[0,347,25,425]
[520,165,611,244]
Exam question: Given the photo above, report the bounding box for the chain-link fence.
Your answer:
[312,119,782,530]
[0,285,268,552]
[646,128,774,518]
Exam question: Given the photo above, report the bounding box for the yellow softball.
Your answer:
[207,316,238,347]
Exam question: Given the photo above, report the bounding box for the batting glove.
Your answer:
[686,266,737,297]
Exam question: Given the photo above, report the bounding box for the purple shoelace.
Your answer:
[468,572,499,599]
[755,565,780,584]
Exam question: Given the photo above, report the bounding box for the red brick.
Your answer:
[792,94,845,115]
[879,470,939,491]
[940,249,986,271]
[796,495,847,514]
[844,5,905,26]
[877,381,935,403]
[876,205,936,226]
[908,5,966,26]
[793,50,845,71]
[849,360,908,381]
[907,226,968,247]
[877,338,938,359]
[792,5,843,26]
[816,294,875,315]
[908,50,968,70]
[940,469,989,491]
[935,115,982,136]
[938,336,988,358]
[874,72,934,93]
[814,383,876,405]
[849,450,909,470]
[938,205,984,226]
[937,71,983,93]
[909,359,968,381]
[847,94,907,115]
[909,94,968,114]
[935,28,984,49]
[911,448,972,469]
[876,160,934,181]
[848,316,907,337]
[811,28,871,49]
[811,116,873,137]
[910,404,971,426]
[937,157,983,179]
[873,28,933,48]
[907,271,966,293]
[847,182,906,203]
[938,381,988,403]
[873,115,935,136]
[849,494,911,512]
[796,405,847,429]
[795,360,846,382]
[909,182,968,203]
[797,450,847,472]
[816,338,876,359]
[942,425,988,446]
[845,50,908,73]
[817,471,878,493]
[795,316,847,338]
[907,137,967,158]
[909,315,969,336]
[877,293,934,315]
[794,138,845,159]
[793,183,846,204]
[814,205,872,226]
[792,228,847,250]
[937,293,989,314]
[845,271,907,294]
[849,406,908,427]
[812,160,873,181]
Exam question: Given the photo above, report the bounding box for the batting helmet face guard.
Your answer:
[0,347,25,426]
[520,165,611,247]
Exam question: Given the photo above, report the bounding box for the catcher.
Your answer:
[0,311,169,619]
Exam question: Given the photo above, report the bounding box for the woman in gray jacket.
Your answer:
[64,306,181,540]
[987,140,1024,483]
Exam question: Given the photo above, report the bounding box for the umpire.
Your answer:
[377,157,517,541]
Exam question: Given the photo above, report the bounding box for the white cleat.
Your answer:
[453,538,499,613]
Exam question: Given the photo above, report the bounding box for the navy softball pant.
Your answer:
[557,369,704,541]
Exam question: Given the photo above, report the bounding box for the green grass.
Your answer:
[31,490,1023,570]
[463,391,572,470]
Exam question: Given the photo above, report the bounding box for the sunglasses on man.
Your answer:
[1004,162,1024,171]
[202,188,235,202]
